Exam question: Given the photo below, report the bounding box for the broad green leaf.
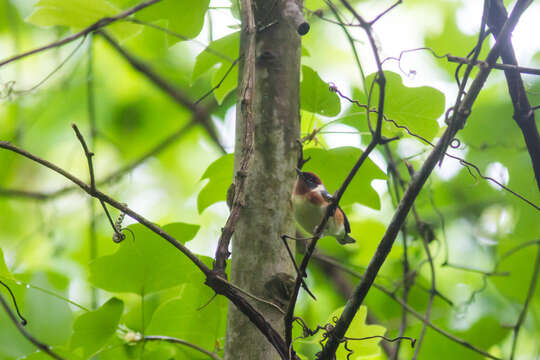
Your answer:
[136,0,209,45]
[0,247,13,279]
[89,223,200,294]
[70,297,124,358]
[193,32,239,103]
[17,348,82,360]
[424,4,489,78]
[300,66,341,116]
[343,71,444,141]
[303,147,386,209]
[0,271,73,359]
[146,282,227,351]
[197,154,234,213]
[317,306,386,359]
[98,339,176,360]
[26,0,139,39]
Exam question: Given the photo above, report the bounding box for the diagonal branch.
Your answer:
[0,119,200,201]
[486,0,540,190]
[509,244,540,359]
[0,139,289,359]
[0,0,161,69]
[285,0,390,350]
[97,30,225,153]
[144,336,222,360]
[318,0,533,358]
[314,253,503,360]
[0,293,65,360]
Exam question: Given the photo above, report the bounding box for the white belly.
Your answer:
[293,195,324,234]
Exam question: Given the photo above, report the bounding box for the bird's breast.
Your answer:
[293,194,325,234]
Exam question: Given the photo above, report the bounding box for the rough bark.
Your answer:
[223,1,302,359]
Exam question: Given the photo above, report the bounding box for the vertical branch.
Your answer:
[86,34,98,309]
[510,244,540,359]
[224,0,302,358]
[213,0,256,276]
[408,172,436,360]
[384,146,411,360]
[318,1,533,358]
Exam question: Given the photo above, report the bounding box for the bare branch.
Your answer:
[314,253,503,360]
[486,0,540,190]
[212,0,256,277]
[0,140,289,358]
[318,0,533,358]
[0,0,162,69]
[144,336,222,360]
[0,293,65,360]
[510,244,540,359]
[446,55,540,75]
[285,0,391,350]
[97,30,225,153]
[283,0,310,35]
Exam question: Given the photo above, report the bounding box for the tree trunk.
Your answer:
[224,1,302,359]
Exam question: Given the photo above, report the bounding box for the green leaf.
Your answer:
[26,0,139,39]
[135,0,209,45]
[197,154,234,213]
[300,66,341,116]
[317,306,386,359]
[193,32,239,103]
[146,282,227,351]
[303,147,387,209]
[89,223,200,294]
[424,4,489,79]
[17,348,82,360]
[0,247,13,279]
[70,297,124,358]
[343,71,444,141]
[1,271,74,358]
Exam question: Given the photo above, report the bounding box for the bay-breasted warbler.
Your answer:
[293,169,356,245]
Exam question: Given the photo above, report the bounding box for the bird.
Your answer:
[292,169,356,244]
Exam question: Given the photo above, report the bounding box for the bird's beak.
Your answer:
[295,168,302,176]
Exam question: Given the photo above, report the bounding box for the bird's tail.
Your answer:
[337,233,356,245]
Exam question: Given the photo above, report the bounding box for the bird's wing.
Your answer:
[320,188,334,202]
[338,205,351,233]
[320,187,351,233]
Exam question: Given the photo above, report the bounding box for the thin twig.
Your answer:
[287,0,390,351]
[72,124,96,190]
[0,120,200,200]
[280,236,317,300]
[126,18,234,62]
[446,55,540,75]
[331,88,539,211]
[195,57,239,104]
[383,146,411,360]
[212,0,256,277]
[486,0,540,190]
[510,244,540,360]
[97,30,225,153]
[318,1,533,358]
[0,292,65,360]
[6,35,87,96]
[0,280,27,325]
[369,0,402,25]
[73,124,125,239]
[86,36,98,309]
[0,140,289,358]
[144,336,222,360]
[314,254,503,360]
[0,0,162,68]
